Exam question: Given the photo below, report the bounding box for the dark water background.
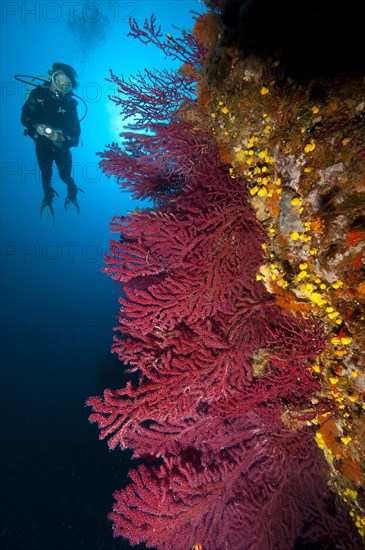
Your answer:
[0,2,204,548]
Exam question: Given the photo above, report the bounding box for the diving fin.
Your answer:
[64,186,85,214]
[40,187,59,225]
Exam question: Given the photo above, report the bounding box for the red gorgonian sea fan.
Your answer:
[87,12,363,550]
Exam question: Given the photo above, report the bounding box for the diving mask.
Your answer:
[51,70,72,94]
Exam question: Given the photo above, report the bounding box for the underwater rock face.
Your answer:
[218,0,364,80]
[202,0,365,539]
[88,2,365,548]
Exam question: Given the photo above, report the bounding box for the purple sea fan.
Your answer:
[88,123,364,548]
[87,11,363,550]
[109,417,360,550]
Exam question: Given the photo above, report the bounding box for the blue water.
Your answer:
[0,2,205,548]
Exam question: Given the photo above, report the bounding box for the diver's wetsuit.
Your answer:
[21,83,81,207]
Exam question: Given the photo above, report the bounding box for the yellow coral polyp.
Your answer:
[291,231,300,240]
[304,141,316,153]
[235,150,246,161]
[247,136,259,148]
[304,283,314,293]
[291,197,302,206]
[310,293,327,306]
[250,186,259,196]
[341,436,352,445]
[221,106,229,114]
[260,86,269,95]
[315,432,326,449]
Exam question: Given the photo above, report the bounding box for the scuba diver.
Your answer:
[20,62,84,223]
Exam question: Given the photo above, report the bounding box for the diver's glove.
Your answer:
[64,183,85,214]
[40,186,59,225]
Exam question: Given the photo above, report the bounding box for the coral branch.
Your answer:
[128,14,206,68]
[107,68,196,125]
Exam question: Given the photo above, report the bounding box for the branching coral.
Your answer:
[87,4,365,548]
